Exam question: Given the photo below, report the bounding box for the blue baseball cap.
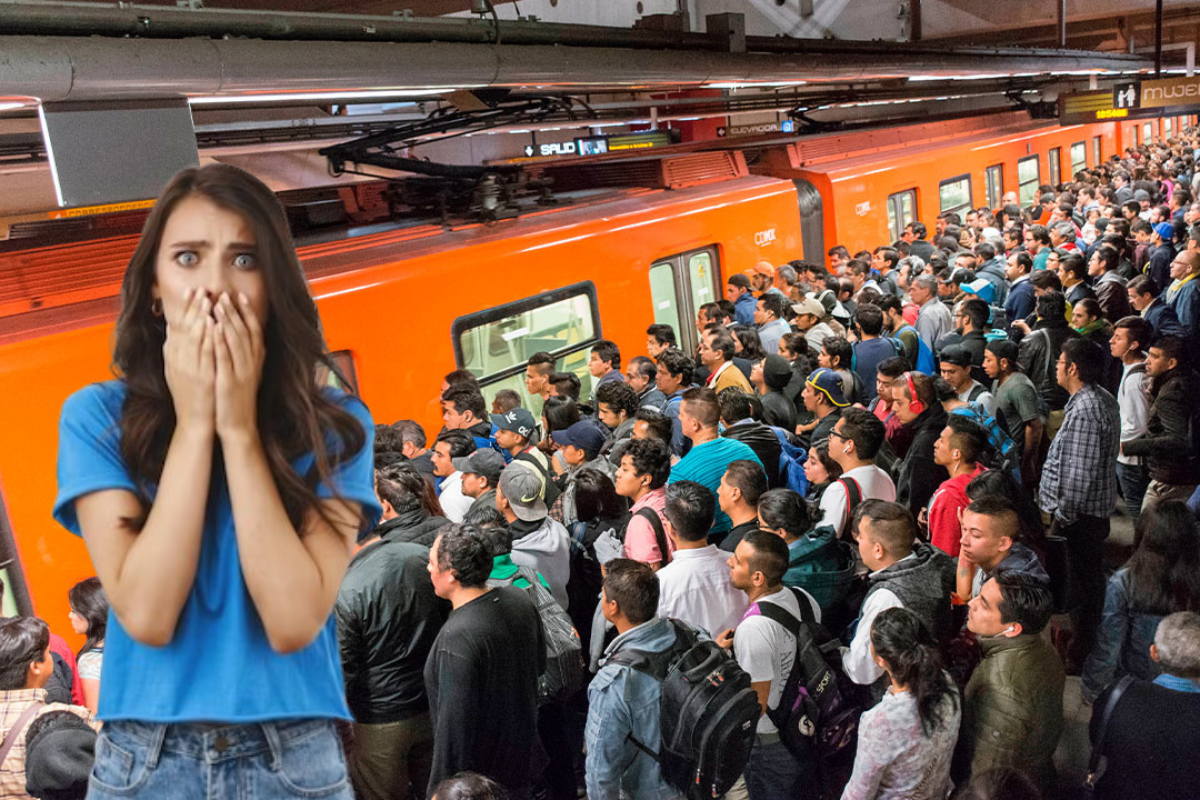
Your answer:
[552,420,607,454]
[960,278,996,304]
[805,368,849,408]
[1154,222,1174,241]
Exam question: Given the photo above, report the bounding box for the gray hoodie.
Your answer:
[510,515,572,610]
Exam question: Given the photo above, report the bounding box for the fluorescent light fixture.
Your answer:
[705,80,807,89]
[187,88,470,104]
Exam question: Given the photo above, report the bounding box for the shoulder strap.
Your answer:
[0,701,44,767]
[838,477,863,522]
[515,450,552,481]
[967,384,987,401]
[635,506,671,566]
[1088,676,1134,784]
[754,587,816,636]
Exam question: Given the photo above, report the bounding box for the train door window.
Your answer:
[1143,122,1153,142]
[321,350,359,395]
[1018,156,1040,206]
[686,250,719,330]
[648,247,719,355]
[1048,148,1061,186]
[1164,118,1172,138]
[1093,135,1102,166]
[985,166,1003,210]
[1070,142,1087,177]
[452,282,601,414]
[938,175,972,218]
[887,189,916,243]
[648,262,683,351]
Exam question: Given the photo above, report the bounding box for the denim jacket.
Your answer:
[1081,568,1163,703]
[585,618,687,800]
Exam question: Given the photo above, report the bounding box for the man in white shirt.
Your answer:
[656,481,746,637]
[717,531,820,800]
[1110,316,1153,520]
[431,430,475,523]
[817,408,896,538]
[843,500,955,687]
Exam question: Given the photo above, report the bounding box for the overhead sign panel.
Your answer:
[1060,91,1129,124]
[1138,75,1200,110]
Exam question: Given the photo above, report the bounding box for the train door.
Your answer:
[0,491,30,616]
[648,246,719,355]
[792,180,825,262]
[886,189,916,243]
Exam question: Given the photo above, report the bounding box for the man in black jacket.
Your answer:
[336,484,449,800]
[1121,336,1200,514]
[892,371,950,517]
[716,388,782,488]
[1017,291,1079,420]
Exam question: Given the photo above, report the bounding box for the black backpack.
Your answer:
[755,589,862,763]
[514,450,562,506]
[607,620,760,800]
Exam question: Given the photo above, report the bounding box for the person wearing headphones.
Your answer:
[953,570,1065,793]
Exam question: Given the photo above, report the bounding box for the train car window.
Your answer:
[686,250,718,323]
[886,189,916,243]
[1048,148,1061,186]
[985,166,1003,210]
[1164,118,1173,138]
[452,282,601,409]
[1018,156,1040,206]
[1093,136,1102,166]
[649,262,683,345]
[321,350,359,395]
[1070,143,1087,177]
[938,175,972,217]
[1143,122,1153,142]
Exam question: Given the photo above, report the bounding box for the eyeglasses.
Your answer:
[828,428,846,441]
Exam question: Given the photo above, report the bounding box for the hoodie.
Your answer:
[975,256,1009,306]
[895,405,950,518]
[510,515,572,610]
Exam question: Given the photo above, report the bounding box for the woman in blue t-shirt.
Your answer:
[54,164,381,799]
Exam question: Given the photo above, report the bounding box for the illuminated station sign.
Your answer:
[522,131,671,159]
[1061,77,1200,124]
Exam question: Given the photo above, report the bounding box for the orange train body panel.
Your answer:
[0,175,802,647]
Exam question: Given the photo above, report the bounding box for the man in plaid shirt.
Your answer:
[1039,339,1120,670]
[0,617,94,800]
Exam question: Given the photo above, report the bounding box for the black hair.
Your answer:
[960,298,989,331]
[1127,501,1200,615]
[1035,290,1067,324]
[974,241,995,260]
[444,370,481,393]
[665,480,717,543]
[945,414,988,465]
[68,577,108,659]
[716,387,756,426]
[435,429,476,459]
[681,387,721,430]
[596,380,639,419]
[723,460,768,507]
[965,470,1043,547]
[855,304,884,336]
[621,438,671,490]
[877,356,908,380]
[434,523,493,589]
[759,293,790,321]
[838,406,886,460]
[628,356,657,383]
[0,616,49,691]
[656,348,695,386]
[727,273,751,290]
[633,408,673,446]
[1112,315,1152,353]
[647,324,677,348]
[603,558,659,624]
[1127,274,1157,297]
[527,351,557,376]
[757,489,811,539]
[468,509,513,556]
[1150,334,1186,368]
[731,326,766,362]
[542,395,581,434]
[992,569,1054,635]
[550,372,581,401]
[375,423,405,458]
[441,385,487,421]
[1030,270,1061,292]
[377,462,443,517]
[869,607,958,736]
[740,530,789,586]
[822,336,853,370]
[985,339,1020,372]
[1060,338,1107,385]
[573,469,627,523]
[433,772,510,800]
[706,328,737,362]
[492,389,521,413]
[591,340,621,371]
[854,500,916,555]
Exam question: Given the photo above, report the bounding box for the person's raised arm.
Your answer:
[215,292,363,653]
[75,289,216,646]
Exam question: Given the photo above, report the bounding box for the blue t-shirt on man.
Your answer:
[53,381,382,723]
[668,436,762,534]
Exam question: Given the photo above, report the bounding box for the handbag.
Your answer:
[1083,675,1134,797]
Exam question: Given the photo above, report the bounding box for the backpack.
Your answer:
[834,477,862,540]
[488,564,584,705]
[607,620,761,800]
[624,506,672,566]
[950,403,1020,477]
[892,324,936,374]
[755,588,863,764]
[514,449,563,506]
[770,426,810,496]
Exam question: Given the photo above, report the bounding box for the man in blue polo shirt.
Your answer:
[668,387,762,539]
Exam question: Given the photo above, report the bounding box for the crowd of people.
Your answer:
[3,145,1200,800]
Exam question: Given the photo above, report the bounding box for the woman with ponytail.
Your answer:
[842,607,961,800]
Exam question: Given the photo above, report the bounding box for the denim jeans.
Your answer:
[87,719,353,800]
[1116,462,1149,522]
[743,737,817,800]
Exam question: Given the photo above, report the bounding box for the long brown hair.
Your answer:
[112,164,365,531]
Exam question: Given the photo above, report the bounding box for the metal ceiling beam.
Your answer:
[0,34,1153,103]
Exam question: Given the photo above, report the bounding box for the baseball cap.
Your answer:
[452,449,506,484]
[791,297,825,318]
[763,354,793,391]
[939,344,973,367]
[805,368,849,407]
[491,407,537,439]
[1154,222,1174,241]
[960,278,996,304]
[1134,189,1151,202]
[748,260,776,277]
[498,463,548,522]
[552,420,607,454]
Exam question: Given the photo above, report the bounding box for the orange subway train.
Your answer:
[0,109,1189,643]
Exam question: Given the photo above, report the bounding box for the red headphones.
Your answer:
[904,372,925,415]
